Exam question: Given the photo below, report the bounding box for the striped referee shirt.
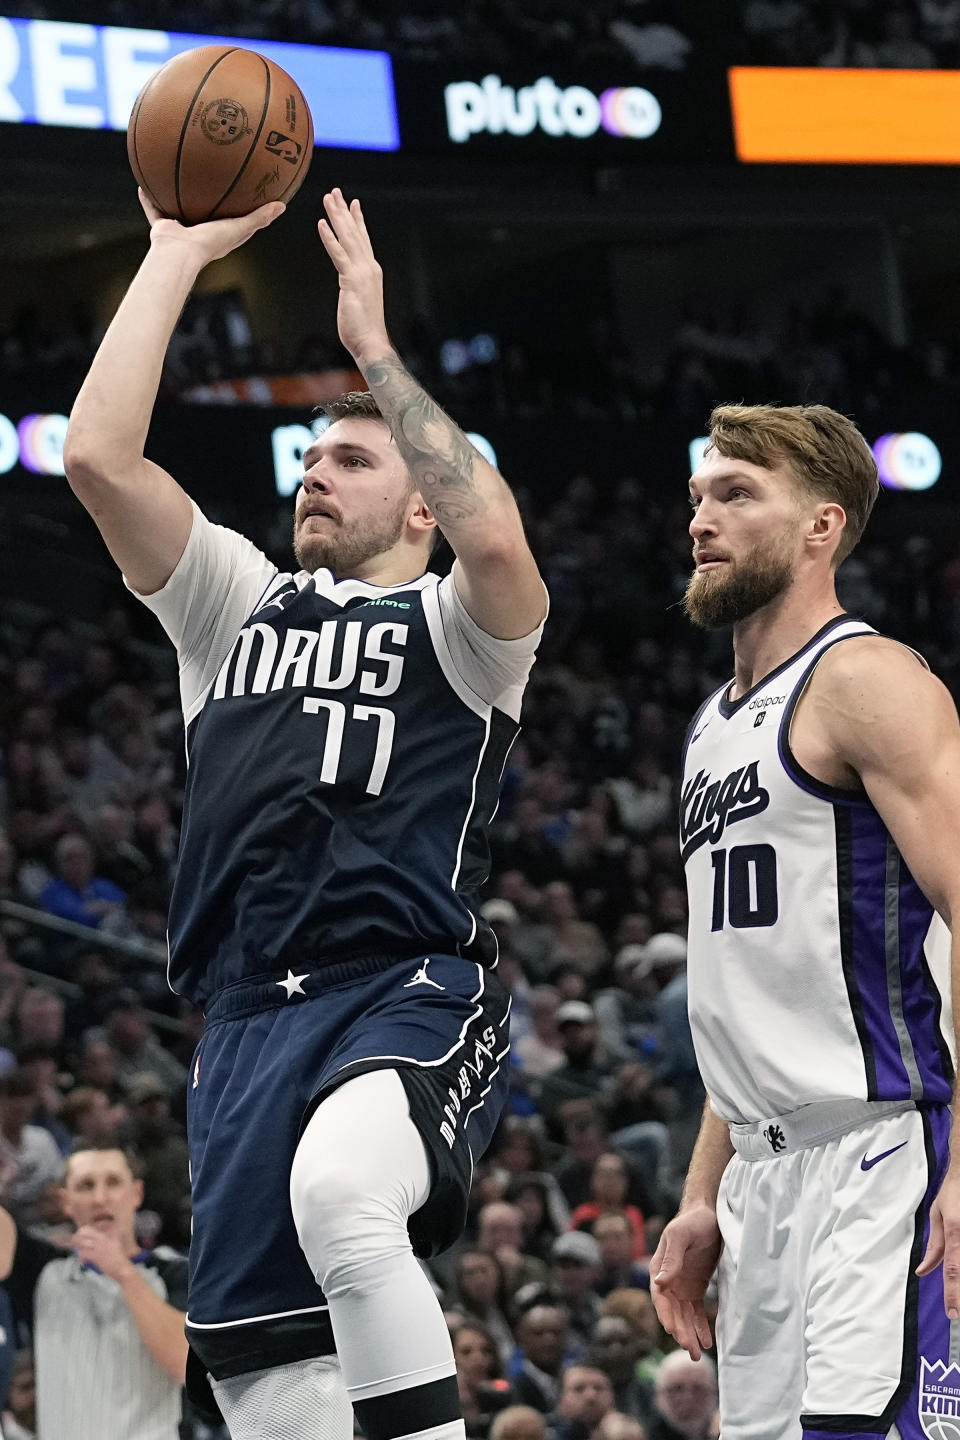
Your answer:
[6,1227,187,1440]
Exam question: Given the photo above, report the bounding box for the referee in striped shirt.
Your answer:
[0,1141,188,1440]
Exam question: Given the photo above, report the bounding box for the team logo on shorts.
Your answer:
[919,1357,960,1438]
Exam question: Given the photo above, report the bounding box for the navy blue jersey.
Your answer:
[133,508,543,1004]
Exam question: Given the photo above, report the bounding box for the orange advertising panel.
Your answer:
[729,67,960,164]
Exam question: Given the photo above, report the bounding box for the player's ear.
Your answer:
[407,494,437,539]
[807,501,846,553]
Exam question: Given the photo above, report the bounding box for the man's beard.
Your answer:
[683,534,795,629]
[293,497,409,579]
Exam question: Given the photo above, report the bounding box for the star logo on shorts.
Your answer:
[276,969,309,999]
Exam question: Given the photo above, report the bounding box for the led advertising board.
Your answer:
[0,17,399,149]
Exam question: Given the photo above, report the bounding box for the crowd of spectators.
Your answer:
[1,442,960,1434]
[7,0,958,69]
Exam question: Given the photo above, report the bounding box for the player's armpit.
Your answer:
[809,637,960,925]
[65,457,195,597]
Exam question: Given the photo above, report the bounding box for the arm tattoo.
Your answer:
[362,354,484,522]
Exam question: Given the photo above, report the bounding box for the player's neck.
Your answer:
[729,581,844,699]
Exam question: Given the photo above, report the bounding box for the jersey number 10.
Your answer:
[710,843,779,931]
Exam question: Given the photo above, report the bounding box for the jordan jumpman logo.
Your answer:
[402,958,446,991]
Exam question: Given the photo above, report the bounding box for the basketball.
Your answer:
[127,46,314,224]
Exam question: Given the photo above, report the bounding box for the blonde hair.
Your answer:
[707,403,879,565]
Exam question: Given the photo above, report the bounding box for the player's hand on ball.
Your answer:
[650,1204,722,1361]
[317,188,391,367]
[138,188,285,265]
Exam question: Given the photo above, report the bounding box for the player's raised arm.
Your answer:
[807,638,960,1312]
[317,188,546,640]
[63,192,284,596]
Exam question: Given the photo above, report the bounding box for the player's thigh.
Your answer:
[211,1356,353,1440]
[801,1107,948,1440]
[716,1152,804,1440]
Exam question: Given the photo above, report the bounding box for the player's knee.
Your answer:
[290,1152,411,1292]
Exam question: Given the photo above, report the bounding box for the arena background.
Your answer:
[1,4,959,1437]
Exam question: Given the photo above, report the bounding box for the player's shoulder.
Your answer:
[810,630,952,722]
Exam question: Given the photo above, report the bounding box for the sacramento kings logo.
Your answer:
[200,98,250,144]
[920,1357,960,1439]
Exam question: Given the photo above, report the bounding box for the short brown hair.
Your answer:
[707,403,879,565]
[316,390,383,424]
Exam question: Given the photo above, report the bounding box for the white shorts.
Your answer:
[716,1100,952,1440]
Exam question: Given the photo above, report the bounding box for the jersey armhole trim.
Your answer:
[778,632,878,806]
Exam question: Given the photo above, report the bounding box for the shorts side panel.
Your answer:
[716,1150,804,1440]
[800,1105,951,1435]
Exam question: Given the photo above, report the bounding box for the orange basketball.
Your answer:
[127,45,314,224]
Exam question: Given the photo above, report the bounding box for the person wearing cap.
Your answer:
[0,1142,188,1439]
[550,1233,603,1347]
[592,947,660,1068]
[537,1004,613,1144]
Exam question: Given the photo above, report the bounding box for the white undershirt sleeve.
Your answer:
[124,502,279,719]
[436,572,547,722]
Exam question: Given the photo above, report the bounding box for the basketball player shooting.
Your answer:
[62,188,547,1440]
[650,404,960,1440]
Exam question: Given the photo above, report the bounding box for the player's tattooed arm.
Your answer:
[361,354,483,526]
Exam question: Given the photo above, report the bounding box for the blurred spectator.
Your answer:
[585,1314,652,1423]
[553,1363,616,1440]
[450,1250,516,1367]
[540,883,608,983]
[510,1303,570,1412]
[36,833,127,931]
[504,1173,569,1262]
[1,1347,36,1440]
[60,1086,125,1149]
[549,1233,603,1346]
[601,1291,668,1385]
[452,1317,512,1437]
[101,992,188,1096]
[490,1404,548,1440]
[648,1353,718,1440]
[538,1005,613,1142]
[63,946,122,1040]
[126,1074,190,1234]
[569,1154,648,1258]
[477,1202,549,1295]
[595,1415,648,1440]
[593,1212,650,1296]
[0,1073,62,1226]
[510,987,565,1082]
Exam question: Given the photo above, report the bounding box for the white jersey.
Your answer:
[682,616,954,1125]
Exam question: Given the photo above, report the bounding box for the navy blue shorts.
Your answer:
[184,953,510,1380]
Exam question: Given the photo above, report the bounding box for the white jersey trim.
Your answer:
[186,1303,330,1328]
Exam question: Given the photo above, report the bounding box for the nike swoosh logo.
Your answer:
[860,1141,908,1171]
[691,724,710,744]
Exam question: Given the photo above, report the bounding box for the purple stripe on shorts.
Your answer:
[891,1104,952,1440]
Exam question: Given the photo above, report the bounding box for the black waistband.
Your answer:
[204,952,424,1022]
